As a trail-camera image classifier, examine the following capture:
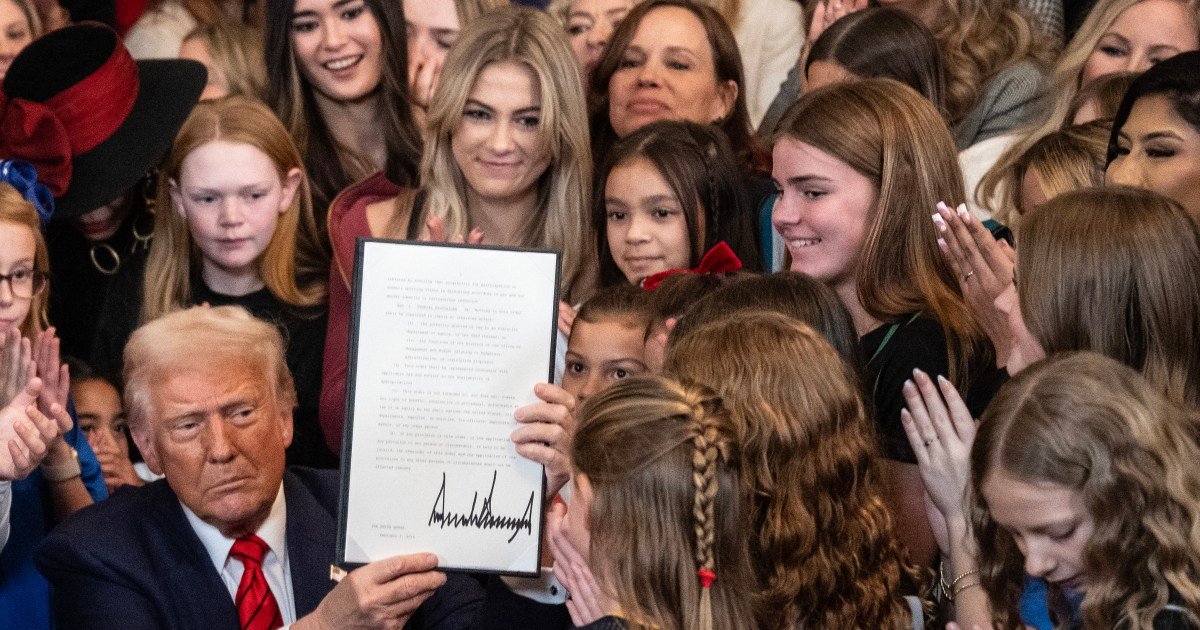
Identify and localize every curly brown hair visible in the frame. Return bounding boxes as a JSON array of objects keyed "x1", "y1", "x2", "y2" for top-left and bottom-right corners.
[
  {"x1": 666, "y1": 312, "x2": 914, "y2": 629},
  {"x1": 972, "y1": 352, "x2": 1200, "y2": 629}
]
